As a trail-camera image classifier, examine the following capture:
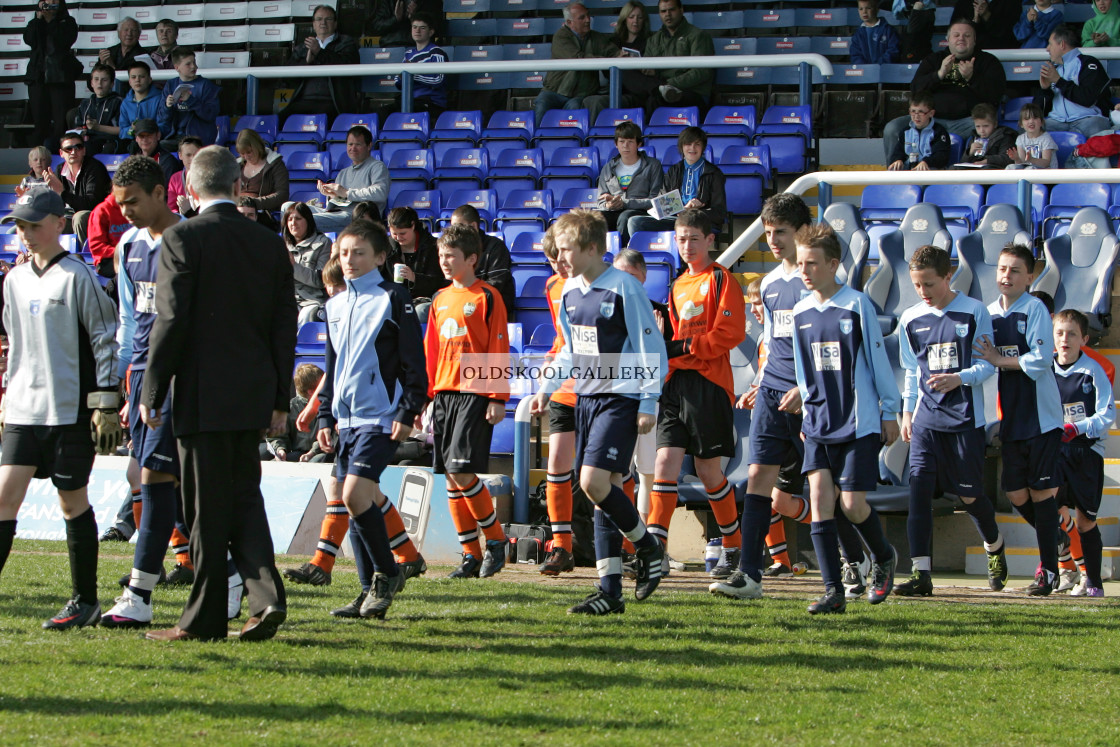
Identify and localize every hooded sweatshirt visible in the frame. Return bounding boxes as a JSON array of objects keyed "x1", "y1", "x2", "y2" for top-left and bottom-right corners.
[{"x1": 1082, "y1": 0, "x2": 1120, "y2": 47}]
